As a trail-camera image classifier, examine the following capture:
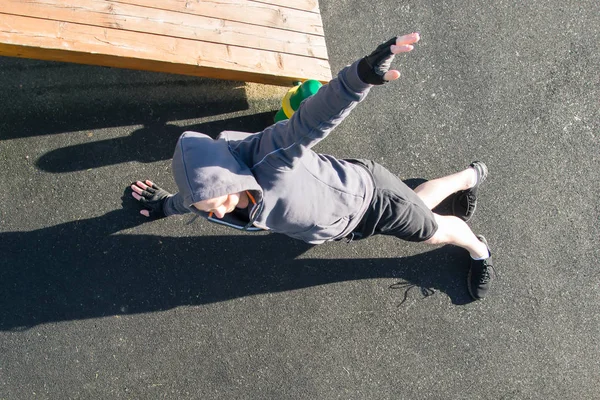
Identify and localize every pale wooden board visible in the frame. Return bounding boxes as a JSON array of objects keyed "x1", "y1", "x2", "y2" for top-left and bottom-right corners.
[
  {"x1": 250, "y1": 0, "x2": 320, "y2": 13},
  {"x1": 0, "y1": 0, "x2": 328, "y2": 59},
  {"x1": 0, "y1": 13, "x2": 332, "y2": 85},
  {"x1": 112, "y1": 0, "x2": 324, "y2": 34}
]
